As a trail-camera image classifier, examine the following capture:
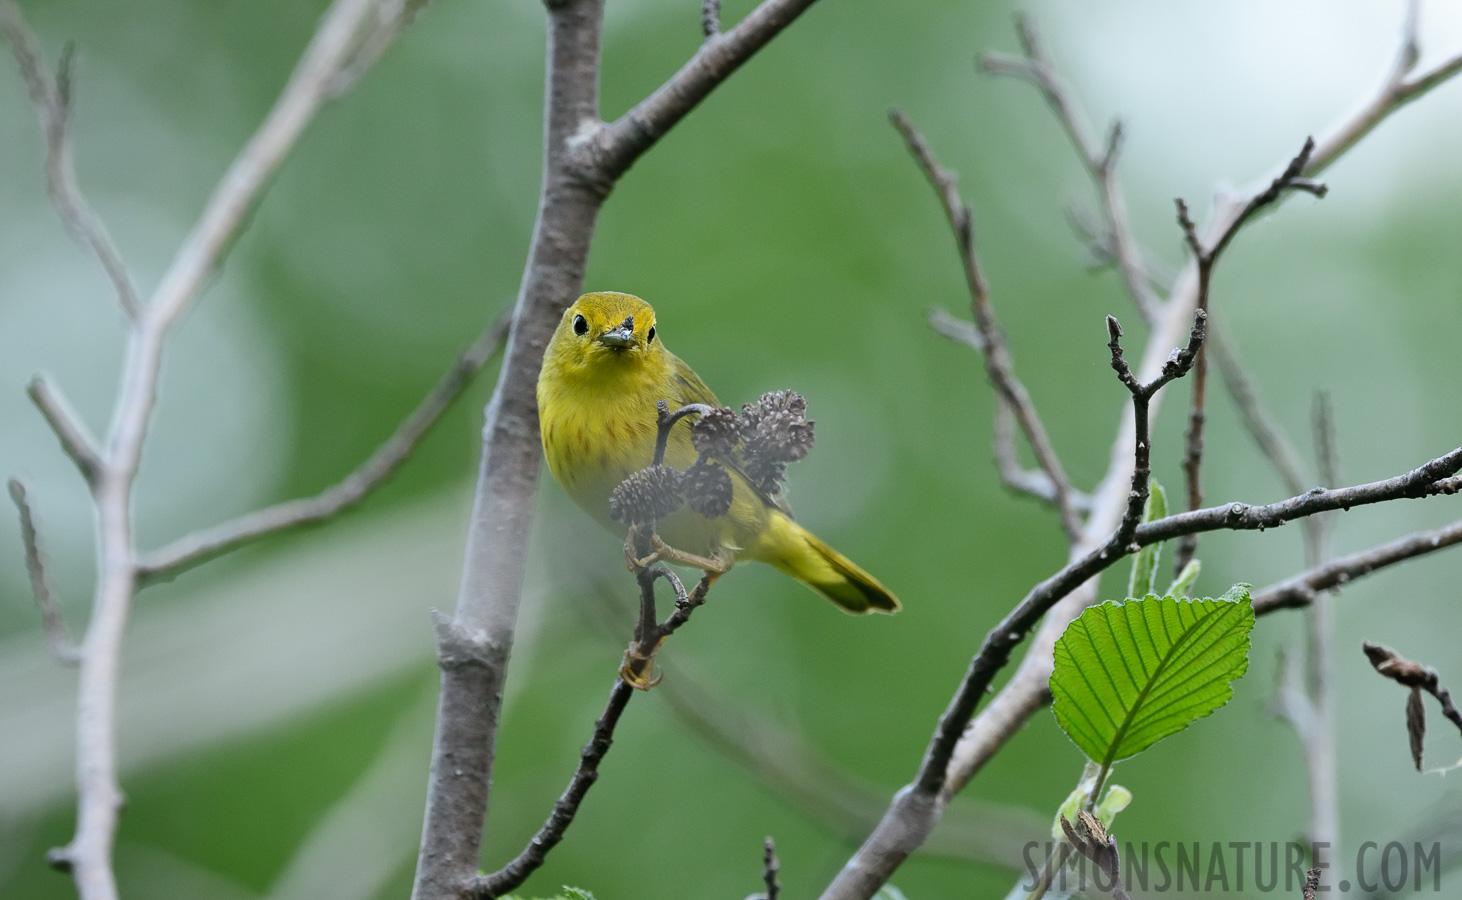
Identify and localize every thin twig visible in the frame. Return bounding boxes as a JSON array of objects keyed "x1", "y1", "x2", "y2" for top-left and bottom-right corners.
[
  {"x1": 471, "y1": 575, "x2": 713, "y2": 899},
  {"x1": 701, "y1": 0, "x2": 722, "y2": 39},
  {"x1": 7, "y1": 479, "x2": 80, "y2": 665},
  {"x1": 1172, "y1": 137, "x2": 1328, "y2": 575},
  {"x1": 1307, "y1": 0, "x2": 1462, "y2": 175},
  {"x1": 470, "y1": 679, "x2": 634, "y2": 899},
  {"x1": 590, "y1": 0, "x2": 823, "y2": 181},
  {"x1": 1364, "y1": 642, "x2": 1462, "y2": 738},
  {"x1": 1, "y1": 3, "x2": 141, "y2": 319},
  {"x1": 26, "y1": 375, "x2": 104, "y2": 486},
  {"x1": 762, "y1": 838, "x2": 781, "y2": 900},
  {"x1": 6, "y1": 2, "x2": 416, "y2": 897},
  {"x1": 979, "y1": 15, "x2": 1158, "y2": 320},
  {"x1": 1252, "y1": 517, "x2": 1462, "y2": 615},
  {"x1": 135, "y1": 311, "x2": 509, "y2": 581},
  {"x1": 927, "y1": 308, "x2": 1093, "y2": 513},
  {"x1": 894, "y1": 108, "x2": 1083, "y2": 541}
]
